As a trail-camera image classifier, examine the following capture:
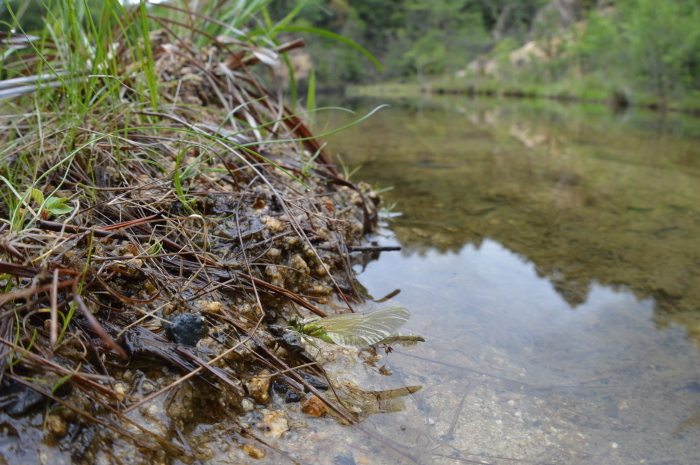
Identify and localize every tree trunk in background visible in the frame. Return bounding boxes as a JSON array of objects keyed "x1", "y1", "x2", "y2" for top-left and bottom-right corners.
[
  {"x1": 492, "y1": 4, "x2": 515, "y2": 41},
  {"x1": 532, "y1": 0, "x2": 583, "y2": 32}
]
